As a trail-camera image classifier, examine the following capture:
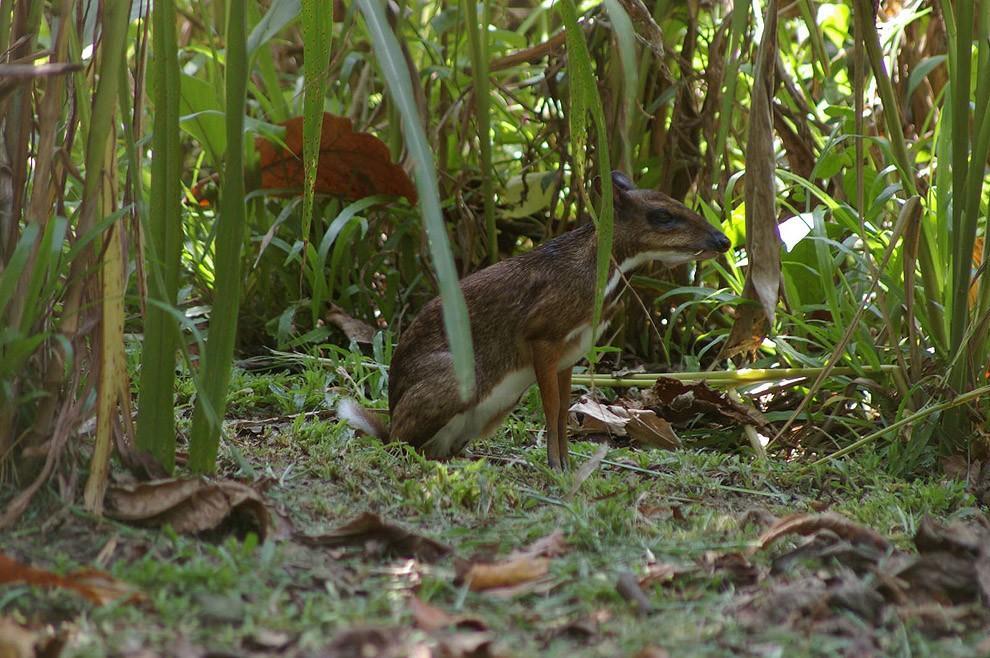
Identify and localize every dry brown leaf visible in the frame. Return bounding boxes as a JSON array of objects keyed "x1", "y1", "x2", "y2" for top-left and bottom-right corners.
[
  {"x1": 257, "y1": 113, "x2": 416, "y2": 203},
  {"x1": 106, "y1": 478, "x2": 270, "y2": 540},
  {"x1": 626, "y1": 412, "x2": 680, "y2": 449},
  {"x1": 294, "y1": 511, "x2": 452, "y2": 563},
  {"x1": 0, "y1": 553, "x2": 144, "y2": 606},
  {"x1": 567, "y1": 446, "x2": 609, "y2": 498},
  {"x1": 633, "y1": 648, "x2": 671, "y2": 658},
  {"x1": 615, "y1": 571, "x2": 652, "y2": 615},
  {"x1": 321, "y1": 627, "x2": 412, "y2": 658},
  {"x1": 433, "y1": 631, "x2": 499, "y2": 658},
  {"x1": 757, "y1": 512, "x2": 891, "y2": 553},
  {"x1": 726, "y1": 0, "x2": 781, "y2": 356},
  {"x1": 326, "y1": 304, "x2": 376, "y2": 344},
  {"x1": 508, "y1": 529, "x2": 569, "y2": 560},
  {"x1": 0, "y1": 617, "x2": 40, "y2": 658},
  {"x1": 643, "y1": 378, "x2": 769, "y2": 430},
  {"x1": 639, "y1": 561, "x2": 696, "y2": 588},
  {"x1": 699, "y1": 551, "x2": 760, "y2": 587},
  {"x1": 460, "y1": 556, "x2": 549, "y2": 592},
  {"x1": 243, "y1": 629, "x2": 294, "y2": 651},
  {"x1": 409, "y1": 596, "x2": 458, "y2": 632},
  {"x1": 569, "y1": 397, "x2": 680, "y2": 450}
]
